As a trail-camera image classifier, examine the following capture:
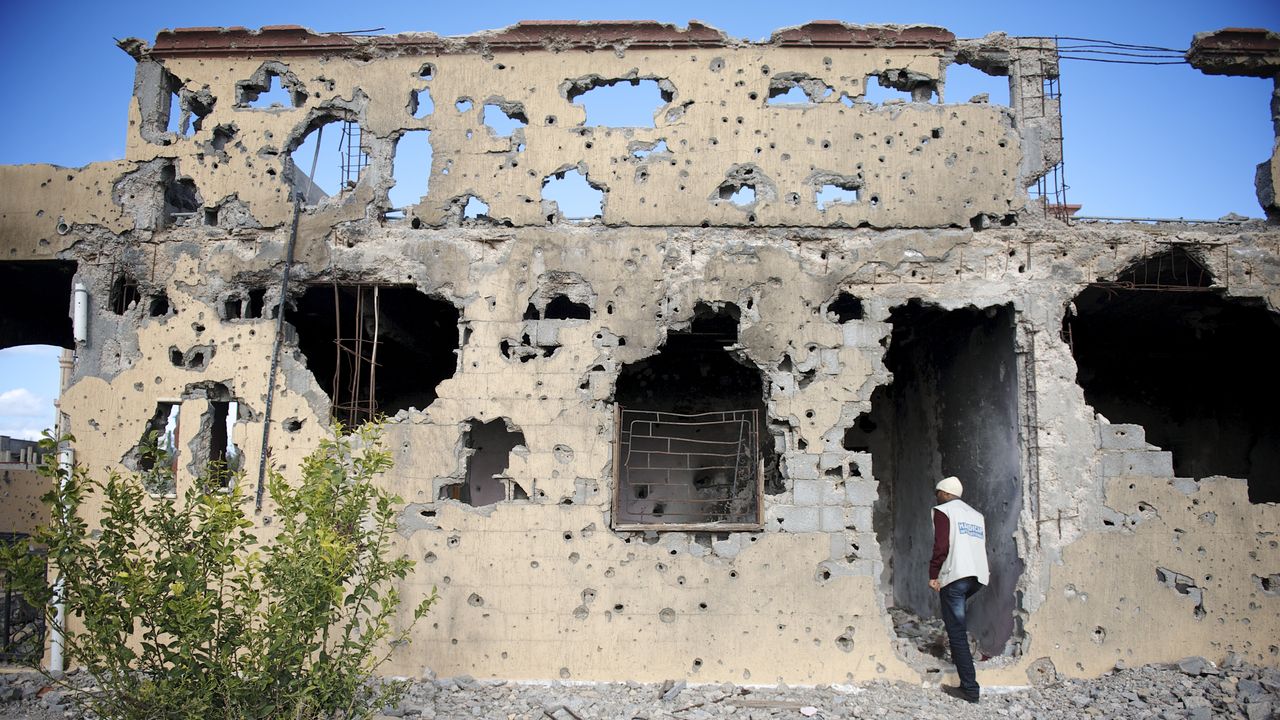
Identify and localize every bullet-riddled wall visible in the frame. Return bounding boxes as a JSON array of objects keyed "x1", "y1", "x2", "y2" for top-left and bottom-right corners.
[{"x1": 0, "y1": 21, "x2": 1278, "y2": 686}]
